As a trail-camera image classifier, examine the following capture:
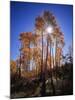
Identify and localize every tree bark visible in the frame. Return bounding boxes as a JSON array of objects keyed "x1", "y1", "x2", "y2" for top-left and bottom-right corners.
[
  {"x1": 40, "y1": 31, "x2": 46, "y2": 96},
  {"x1": 49, "y1": 40, "x2": 55, "y2": 95},
  {"x1": 55, "y1": 38, "x2": 58, "y2": 81},
  {"x1": 45, "y1": 37, "x2": 48, "y2": 75}
]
